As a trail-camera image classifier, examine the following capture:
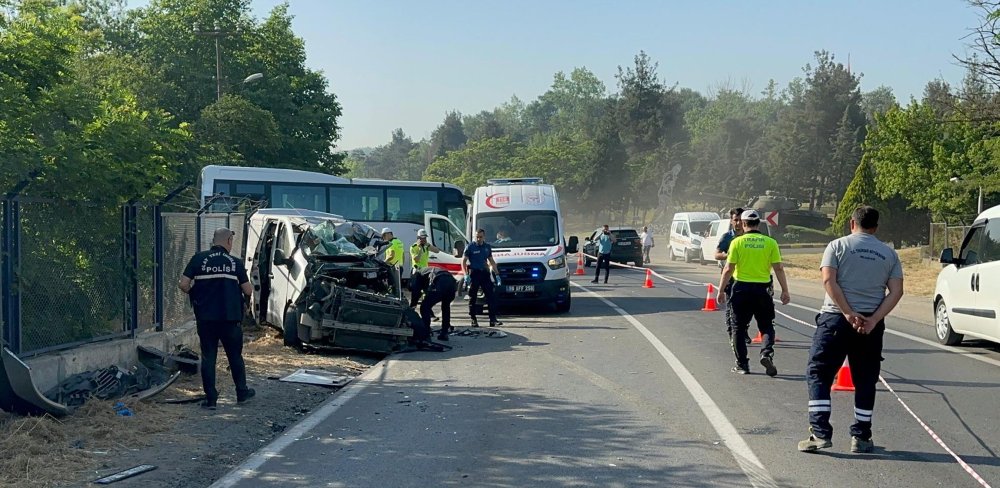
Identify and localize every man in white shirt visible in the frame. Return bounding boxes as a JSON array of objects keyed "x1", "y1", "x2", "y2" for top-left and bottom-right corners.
[{"x1": 640, "y1": 226, "x2": 654, "y2": 264}]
